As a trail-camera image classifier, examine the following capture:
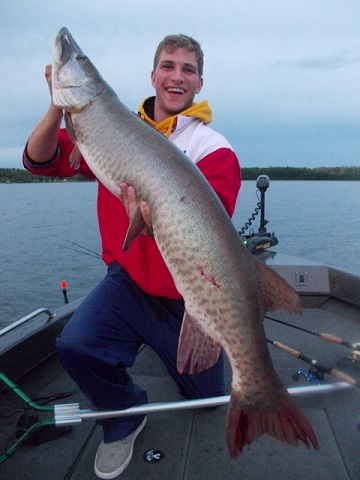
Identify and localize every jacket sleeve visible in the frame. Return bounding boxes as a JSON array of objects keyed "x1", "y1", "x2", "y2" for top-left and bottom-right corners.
[
  {"x1": 196, "y1": 147, "x2": 241, "y2": 217},
  {"x1": 23, "y1": 128, "x2": 95, "y2": 179}
]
